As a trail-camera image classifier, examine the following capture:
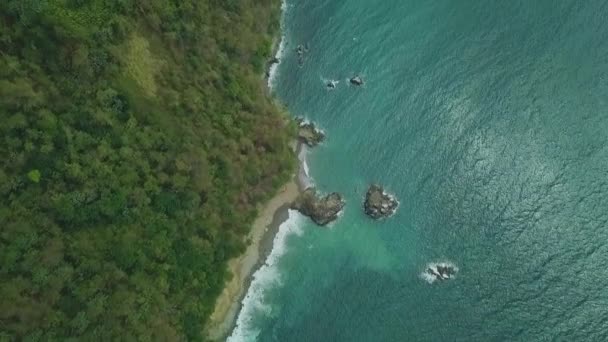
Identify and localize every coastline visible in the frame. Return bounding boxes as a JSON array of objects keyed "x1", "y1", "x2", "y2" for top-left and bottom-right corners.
[
  {"x1": 207, "y1": 140, "x2": 307, "y2": 341},
  {"x1": 206, "y1": 173, "x2": 300, "y2": 341},
  {"x1": 206, "y1": 2, "x2": 293, "y2": 339}
]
